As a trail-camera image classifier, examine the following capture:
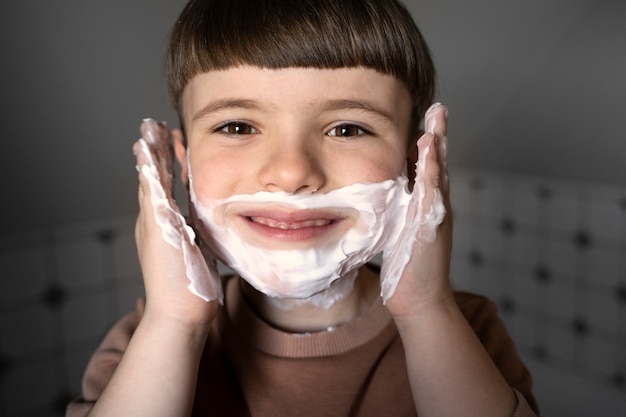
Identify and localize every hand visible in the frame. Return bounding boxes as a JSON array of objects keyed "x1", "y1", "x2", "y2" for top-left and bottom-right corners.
[
  {"x1": 381, "y1": 103, "x2": 452, "y2": 318},
  {"x1": 133, "y1": 119, "x2": 222, "y2": 326}
]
